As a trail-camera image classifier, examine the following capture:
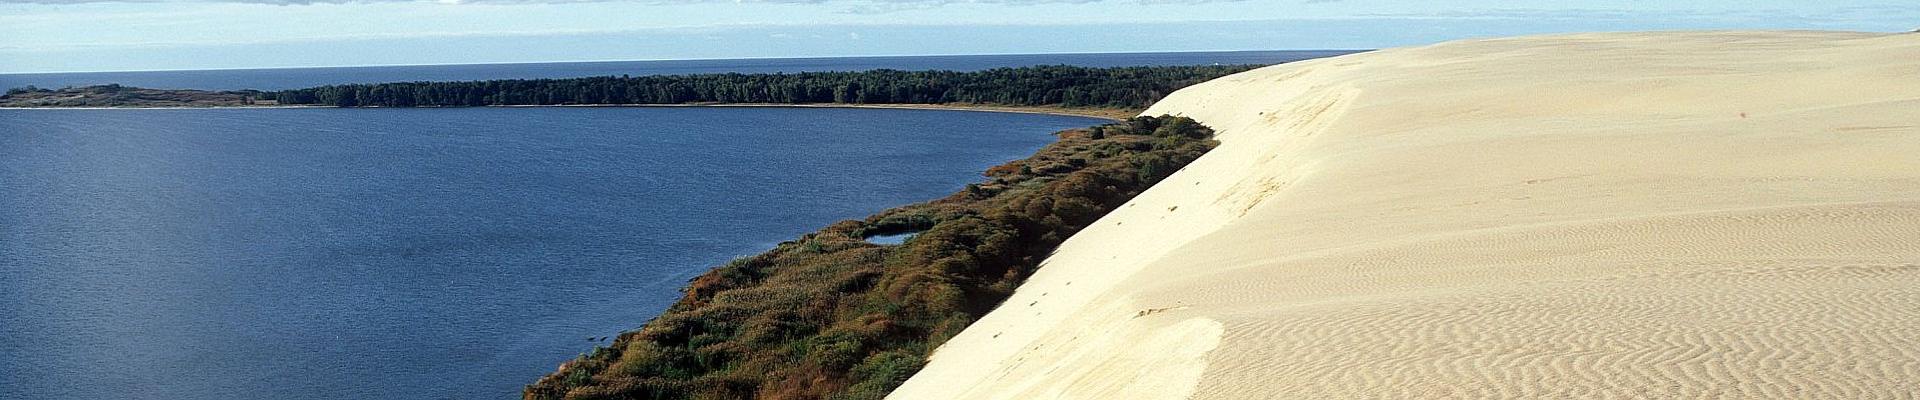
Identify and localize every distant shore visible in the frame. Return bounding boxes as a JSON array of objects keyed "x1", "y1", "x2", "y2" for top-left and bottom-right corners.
[
  {"x1": 5, "y1": 65, "x2": 1252, "y2": 119},
  {"x1": 2, "y1": 102, "x2": 1133, "y2": 120},
  {"x1": 604, "y1": 103, "x2": 1134, "y2": 120}
]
